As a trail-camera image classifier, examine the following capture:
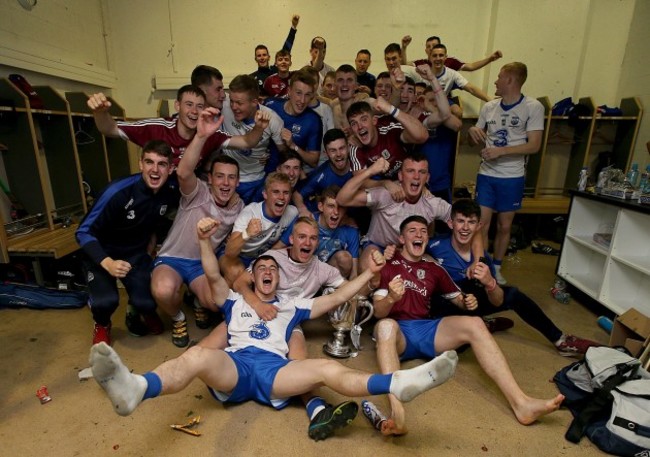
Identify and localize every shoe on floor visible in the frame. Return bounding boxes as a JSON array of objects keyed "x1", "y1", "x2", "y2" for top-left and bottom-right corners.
[
  {"x1": 361, "y1": 399, "x2": 387, "y2": 432},
  {"x1": 483, "y1": 316, "x2": 514, "y2": 334},
  {"x1": 531, "y1": 242, "x2": 560, "y2": 256},
  {"x1": 93, "y1": 322, "x2": 112, "y2": 346},
  {"x1": 142, "y1": 311, "x2": 164, "y2": 335},
  {"x1": 308, "y1": 401, "x2": 358, "y2": 441},
  {"x1": 556, "y1": 334, "x2": 601, "y2": 357},
  {"x1": 172, "y1": 318, "x2": 189, "y2": 348},
  {"x1": 125, "y1": 312, "x2": 148, "y2": 337}
]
